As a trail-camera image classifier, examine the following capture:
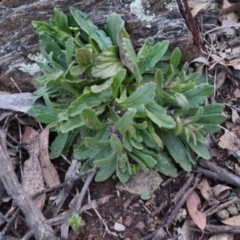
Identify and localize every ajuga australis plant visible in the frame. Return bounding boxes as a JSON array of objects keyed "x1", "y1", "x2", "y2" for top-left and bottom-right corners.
[{"x1": 29, "y1": 7, "x2": 226, "y2": 183}]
